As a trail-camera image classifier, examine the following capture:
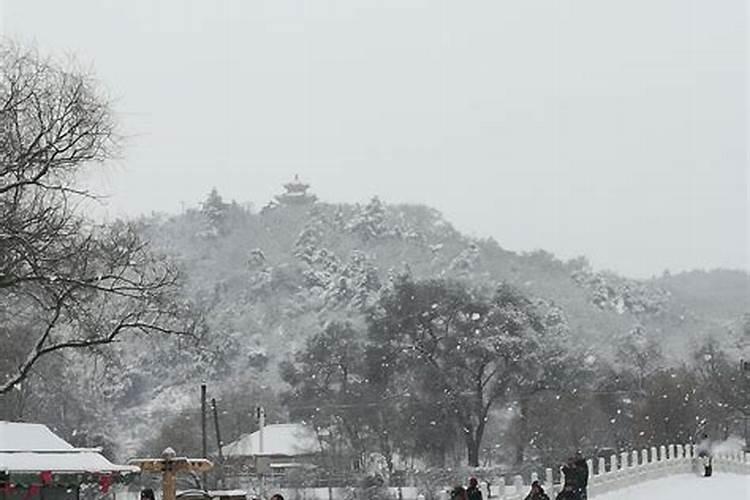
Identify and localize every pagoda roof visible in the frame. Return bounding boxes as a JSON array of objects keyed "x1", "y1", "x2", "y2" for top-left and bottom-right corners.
[{"x1": 283, "y1": 174, "x2": 310, "y2": 193}]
